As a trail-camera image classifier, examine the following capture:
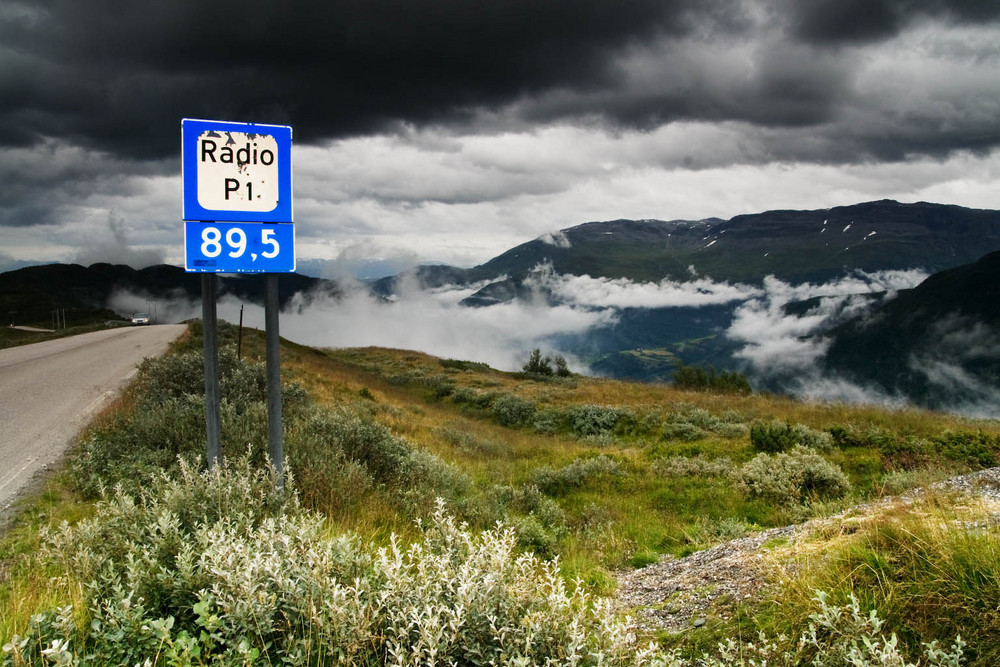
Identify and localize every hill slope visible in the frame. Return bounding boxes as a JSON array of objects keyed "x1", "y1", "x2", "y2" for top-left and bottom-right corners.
[{"x1": 821, "y1": 250, "x2": 1000, "y2": 412}]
